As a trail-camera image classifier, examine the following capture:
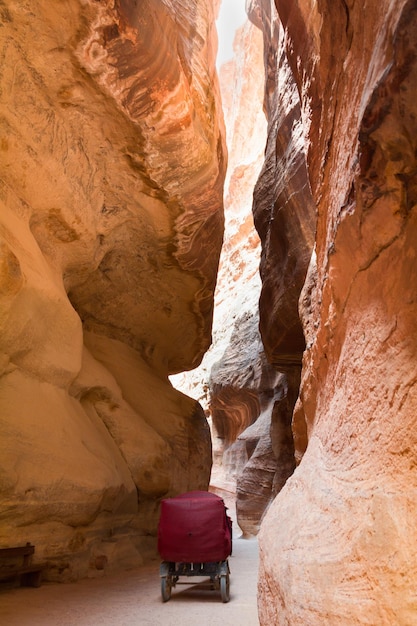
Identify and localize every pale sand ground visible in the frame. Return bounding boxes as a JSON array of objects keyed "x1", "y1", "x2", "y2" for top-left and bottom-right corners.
[{"x1": 0, "y1": 534, "x2": 259, "y2": 626}]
